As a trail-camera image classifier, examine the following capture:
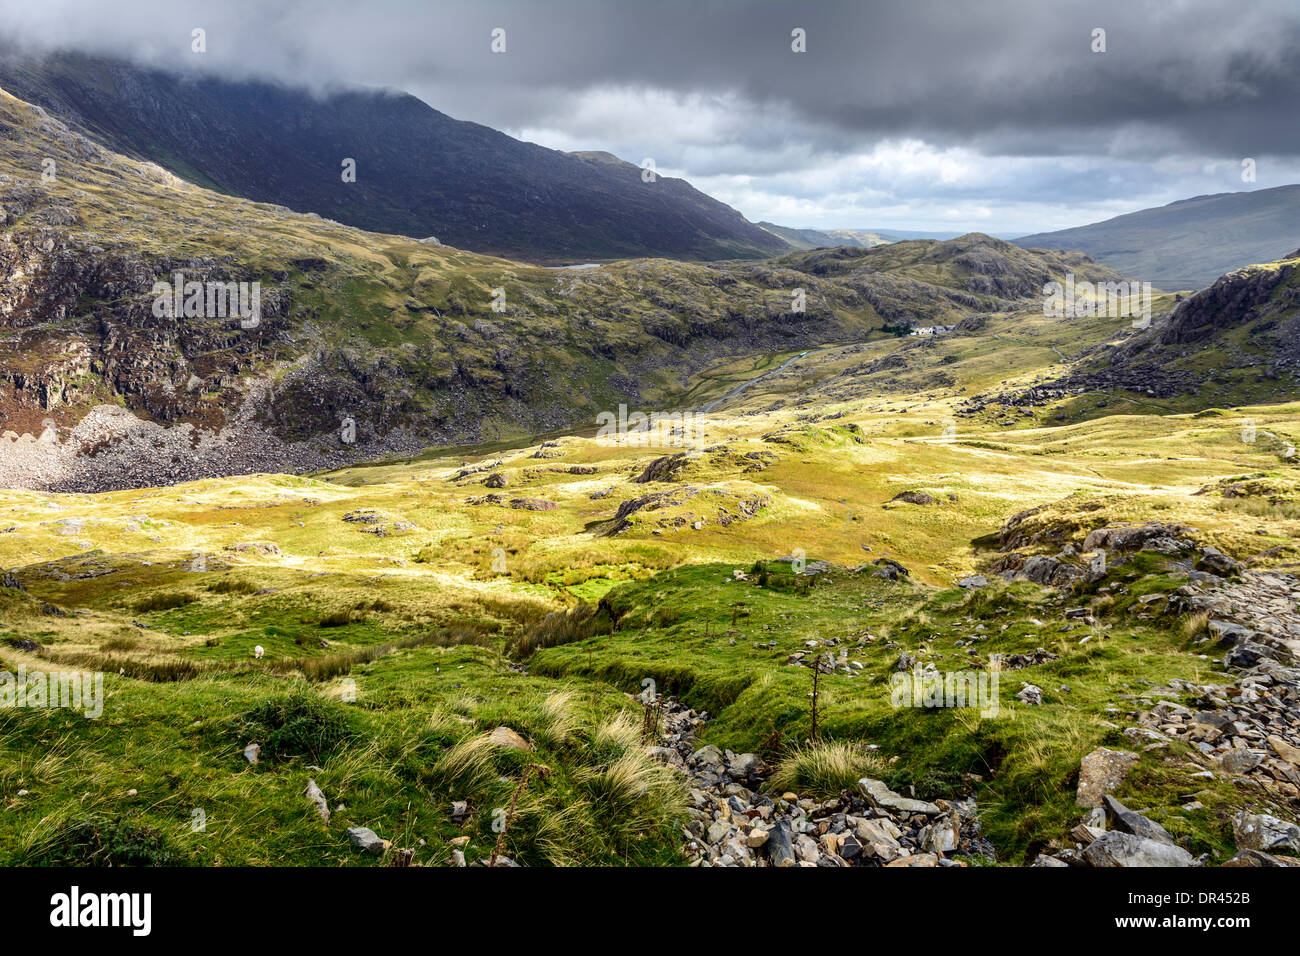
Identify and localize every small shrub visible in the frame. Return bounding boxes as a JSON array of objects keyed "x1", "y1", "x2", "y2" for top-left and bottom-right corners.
[
  {"x1": 207, "y1": 578, "x2": 260, "y2": 596},
  {"x1": 132, "y1": 591, "x2": 198, "y2": 613},
  {"x1": 233, "y1": 691, "x2": 354, "y2": 762},
  {"x1": 21, "y1": 816, "x2": 185, "y2": 866}
]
